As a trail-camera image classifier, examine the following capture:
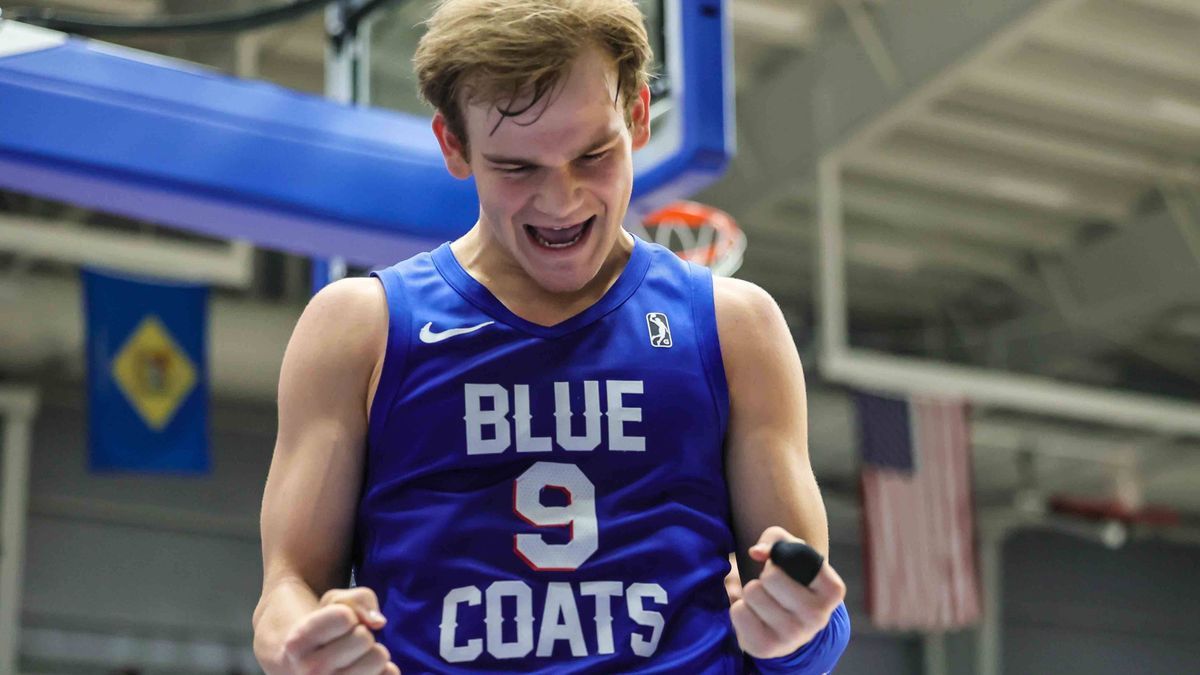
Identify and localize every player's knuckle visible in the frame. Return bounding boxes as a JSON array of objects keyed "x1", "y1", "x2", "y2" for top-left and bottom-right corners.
[
  {"x1": 730, "y1": 600, "x2": 752, "y2": 624},
  {"x1": 351, "y1": 625, "x2": 374, "y2": 648},
  {"x1": 743, "y1": 581, "x2": 769, "y2": 607},
  {"x1": 316, "y1": 648, "x2": 346, "y2": 675},
  {"x1": 297, "y1": 656, "x2": 324, "y2": 675},
  {"x1": 348, "y1": 644, "x2": 387, "y2": 672},
  {"x1": 782, "y1": 622, "x2": 806, "y2": 644},
  {"x1": 829, "y1": 573, "x2": 848, "y2": 598},
  {"x1": 356, "y1": 586, "x2": 380, "y2": 604},
  {"x1": 333, "y1": 604, "x2": 358, "y2": 626},
  {"x1": 765, "y1": 525, "x2": 791, "y2": 540},
  {"x1": 282, "y1": 631, "x2": 304, "y2": 655},
  {"x1": 760, "y1": 566, "x2": 788, "y2": 594}
]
